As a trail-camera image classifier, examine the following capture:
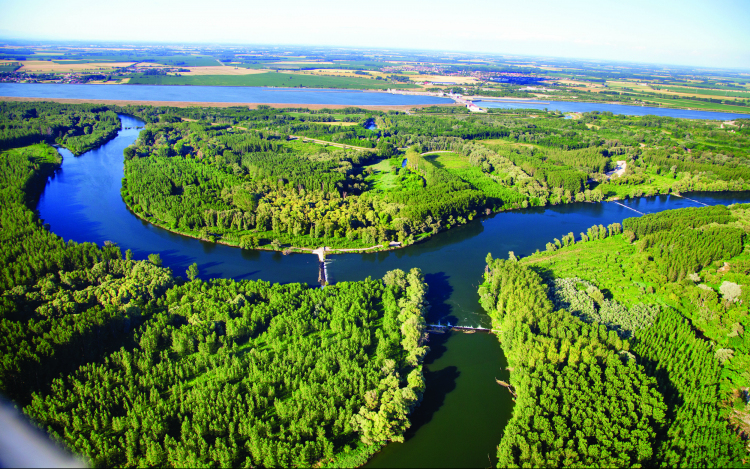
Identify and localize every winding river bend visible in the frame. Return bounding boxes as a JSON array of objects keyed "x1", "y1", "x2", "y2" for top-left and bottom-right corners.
[{"x1": 37, "y1": 115, "x2": 750, "y2": 467}]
